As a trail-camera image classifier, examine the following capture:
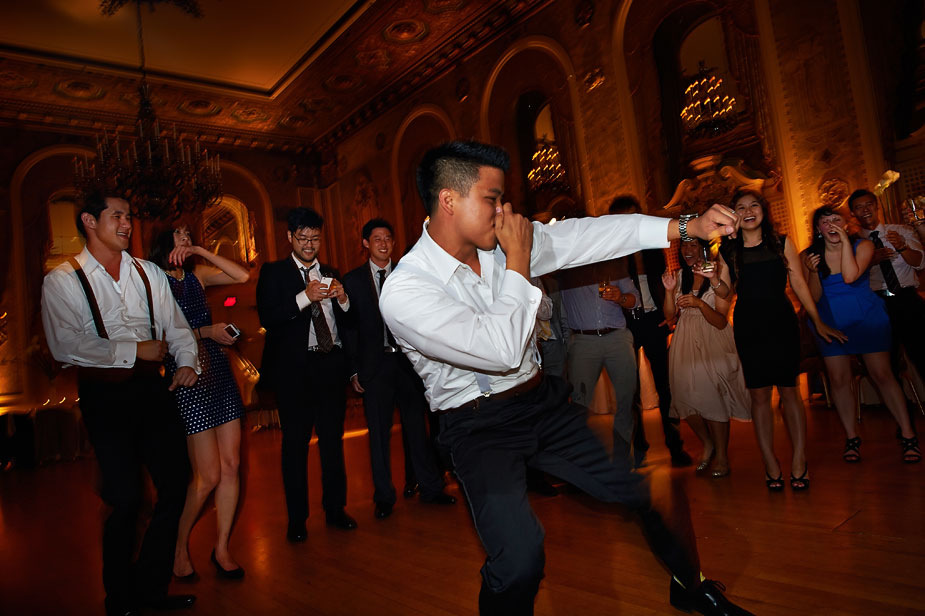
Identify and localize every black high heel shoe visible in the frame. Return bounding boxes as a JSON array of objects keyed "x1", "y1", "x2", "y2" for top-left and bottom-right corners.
[
  {"x1": 211, "y1": 550, "x2": 245, "y2": 580},
  {"x1": 764, "y1": 472, "x2": 784, "y2": 492},
  {"x1": 790, "y1": 465, "x2": 810, "y2": 491}
]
